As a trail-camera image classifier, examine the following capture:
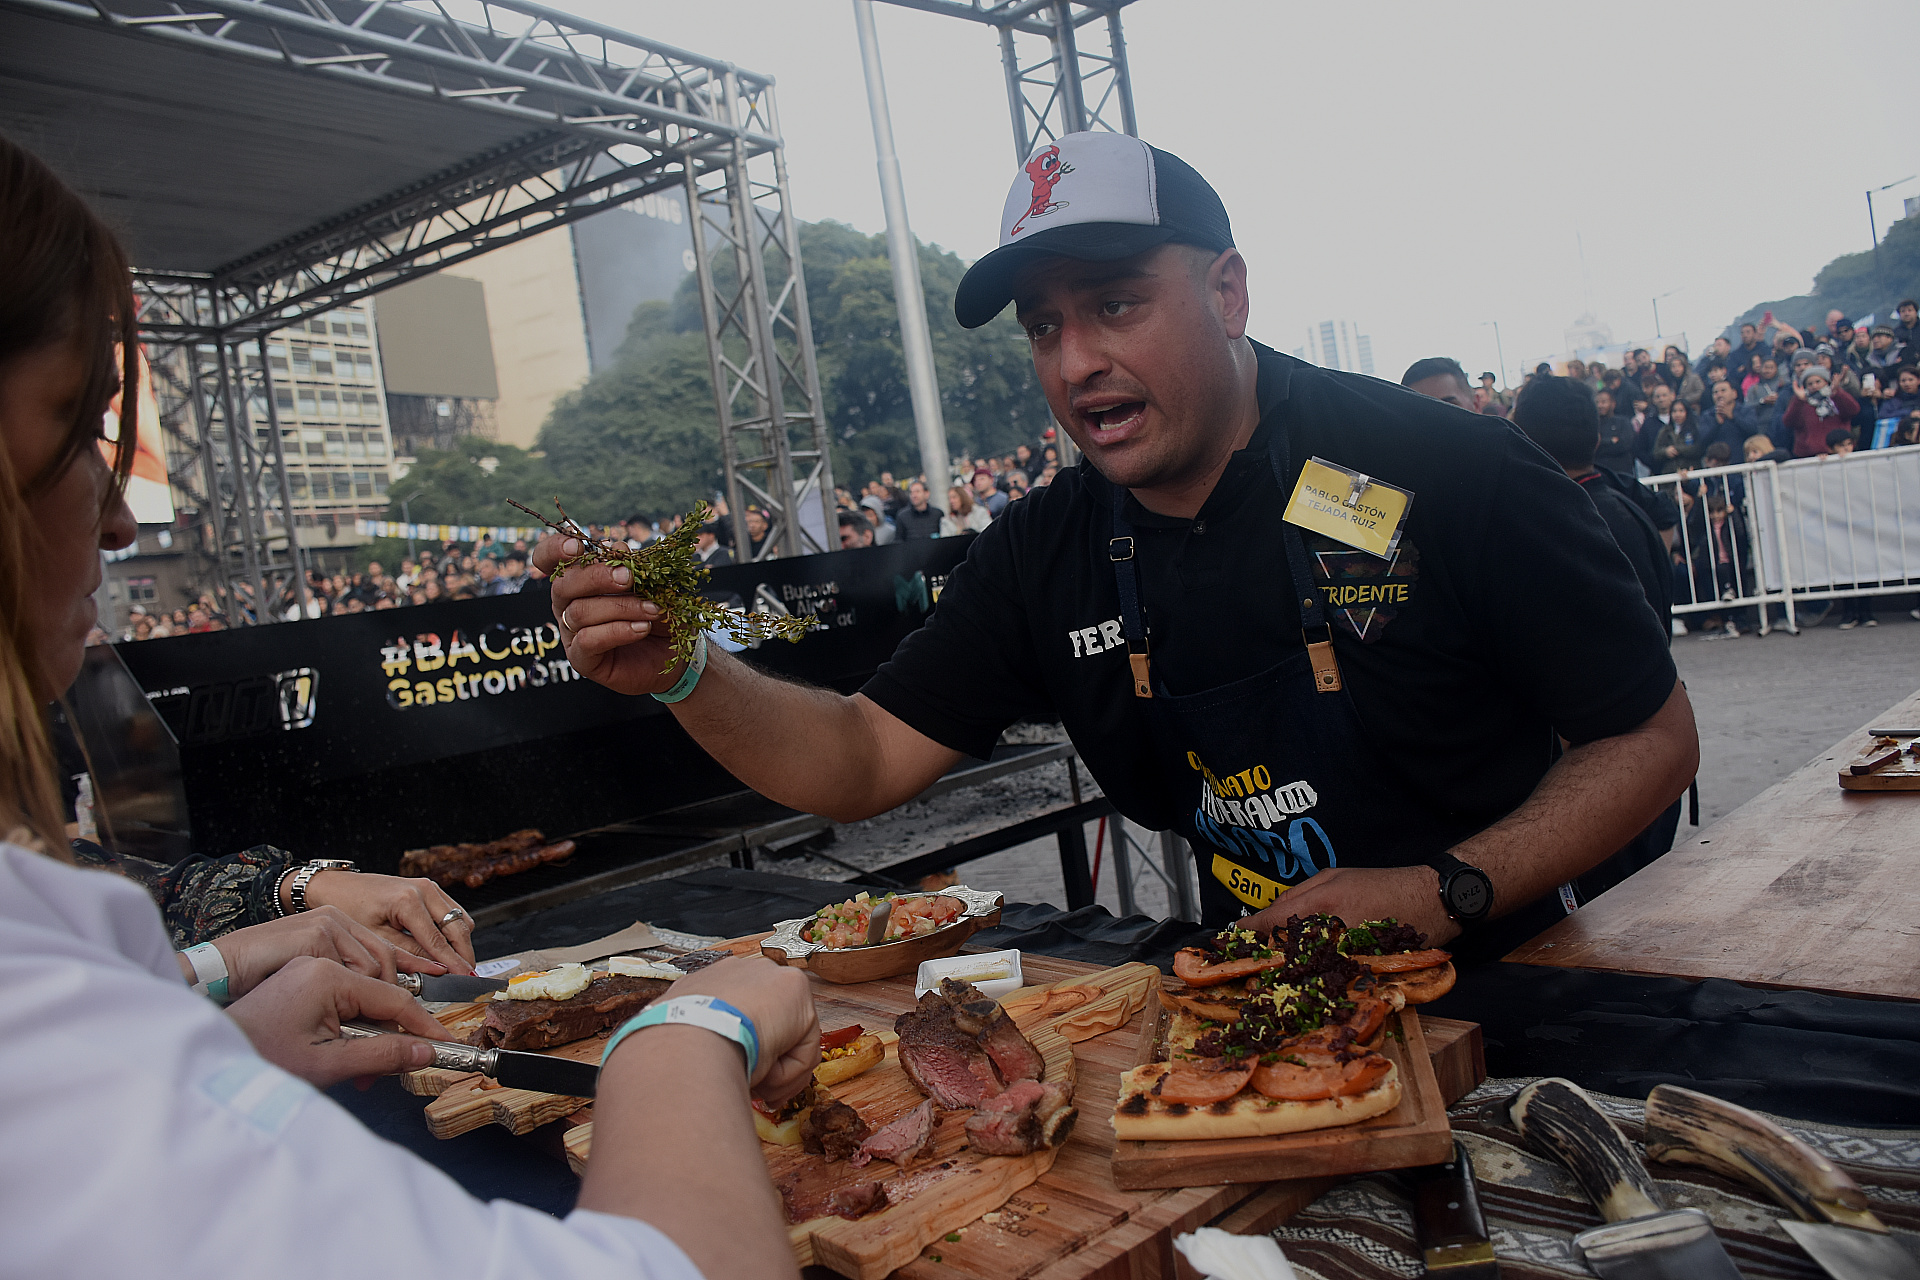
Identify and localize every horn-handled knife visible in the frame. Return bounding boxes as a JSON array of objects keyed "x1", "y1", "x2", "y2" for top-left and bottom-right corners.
[
  {"x1": 394, "y1": 972, "x2": 507, "y2": 1002},
  {"x1": 1644, "y1": 1084, "x2": 1920, "y2": 1280},
  {"x1": 1510, "y1": 1078, "x2": 1742, "y2": 1279},
  {"x1": 340, "y1": 1022, "x2": 599, "y2": 1097}
]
